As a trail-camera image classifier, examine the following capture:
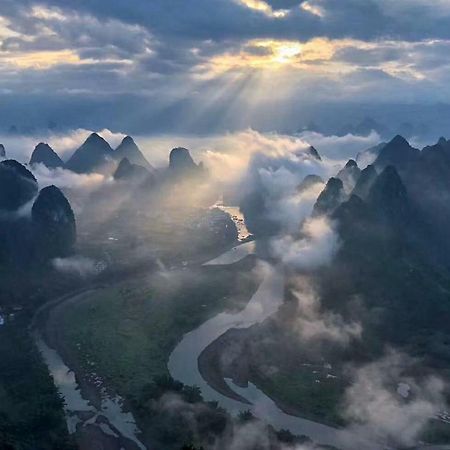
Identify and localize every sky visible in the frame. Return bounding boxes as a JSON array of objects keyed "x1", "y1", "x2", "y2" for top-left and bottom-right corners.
[{"x1": 1, "y1": 0, "x2": 450, "y2": 136}]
